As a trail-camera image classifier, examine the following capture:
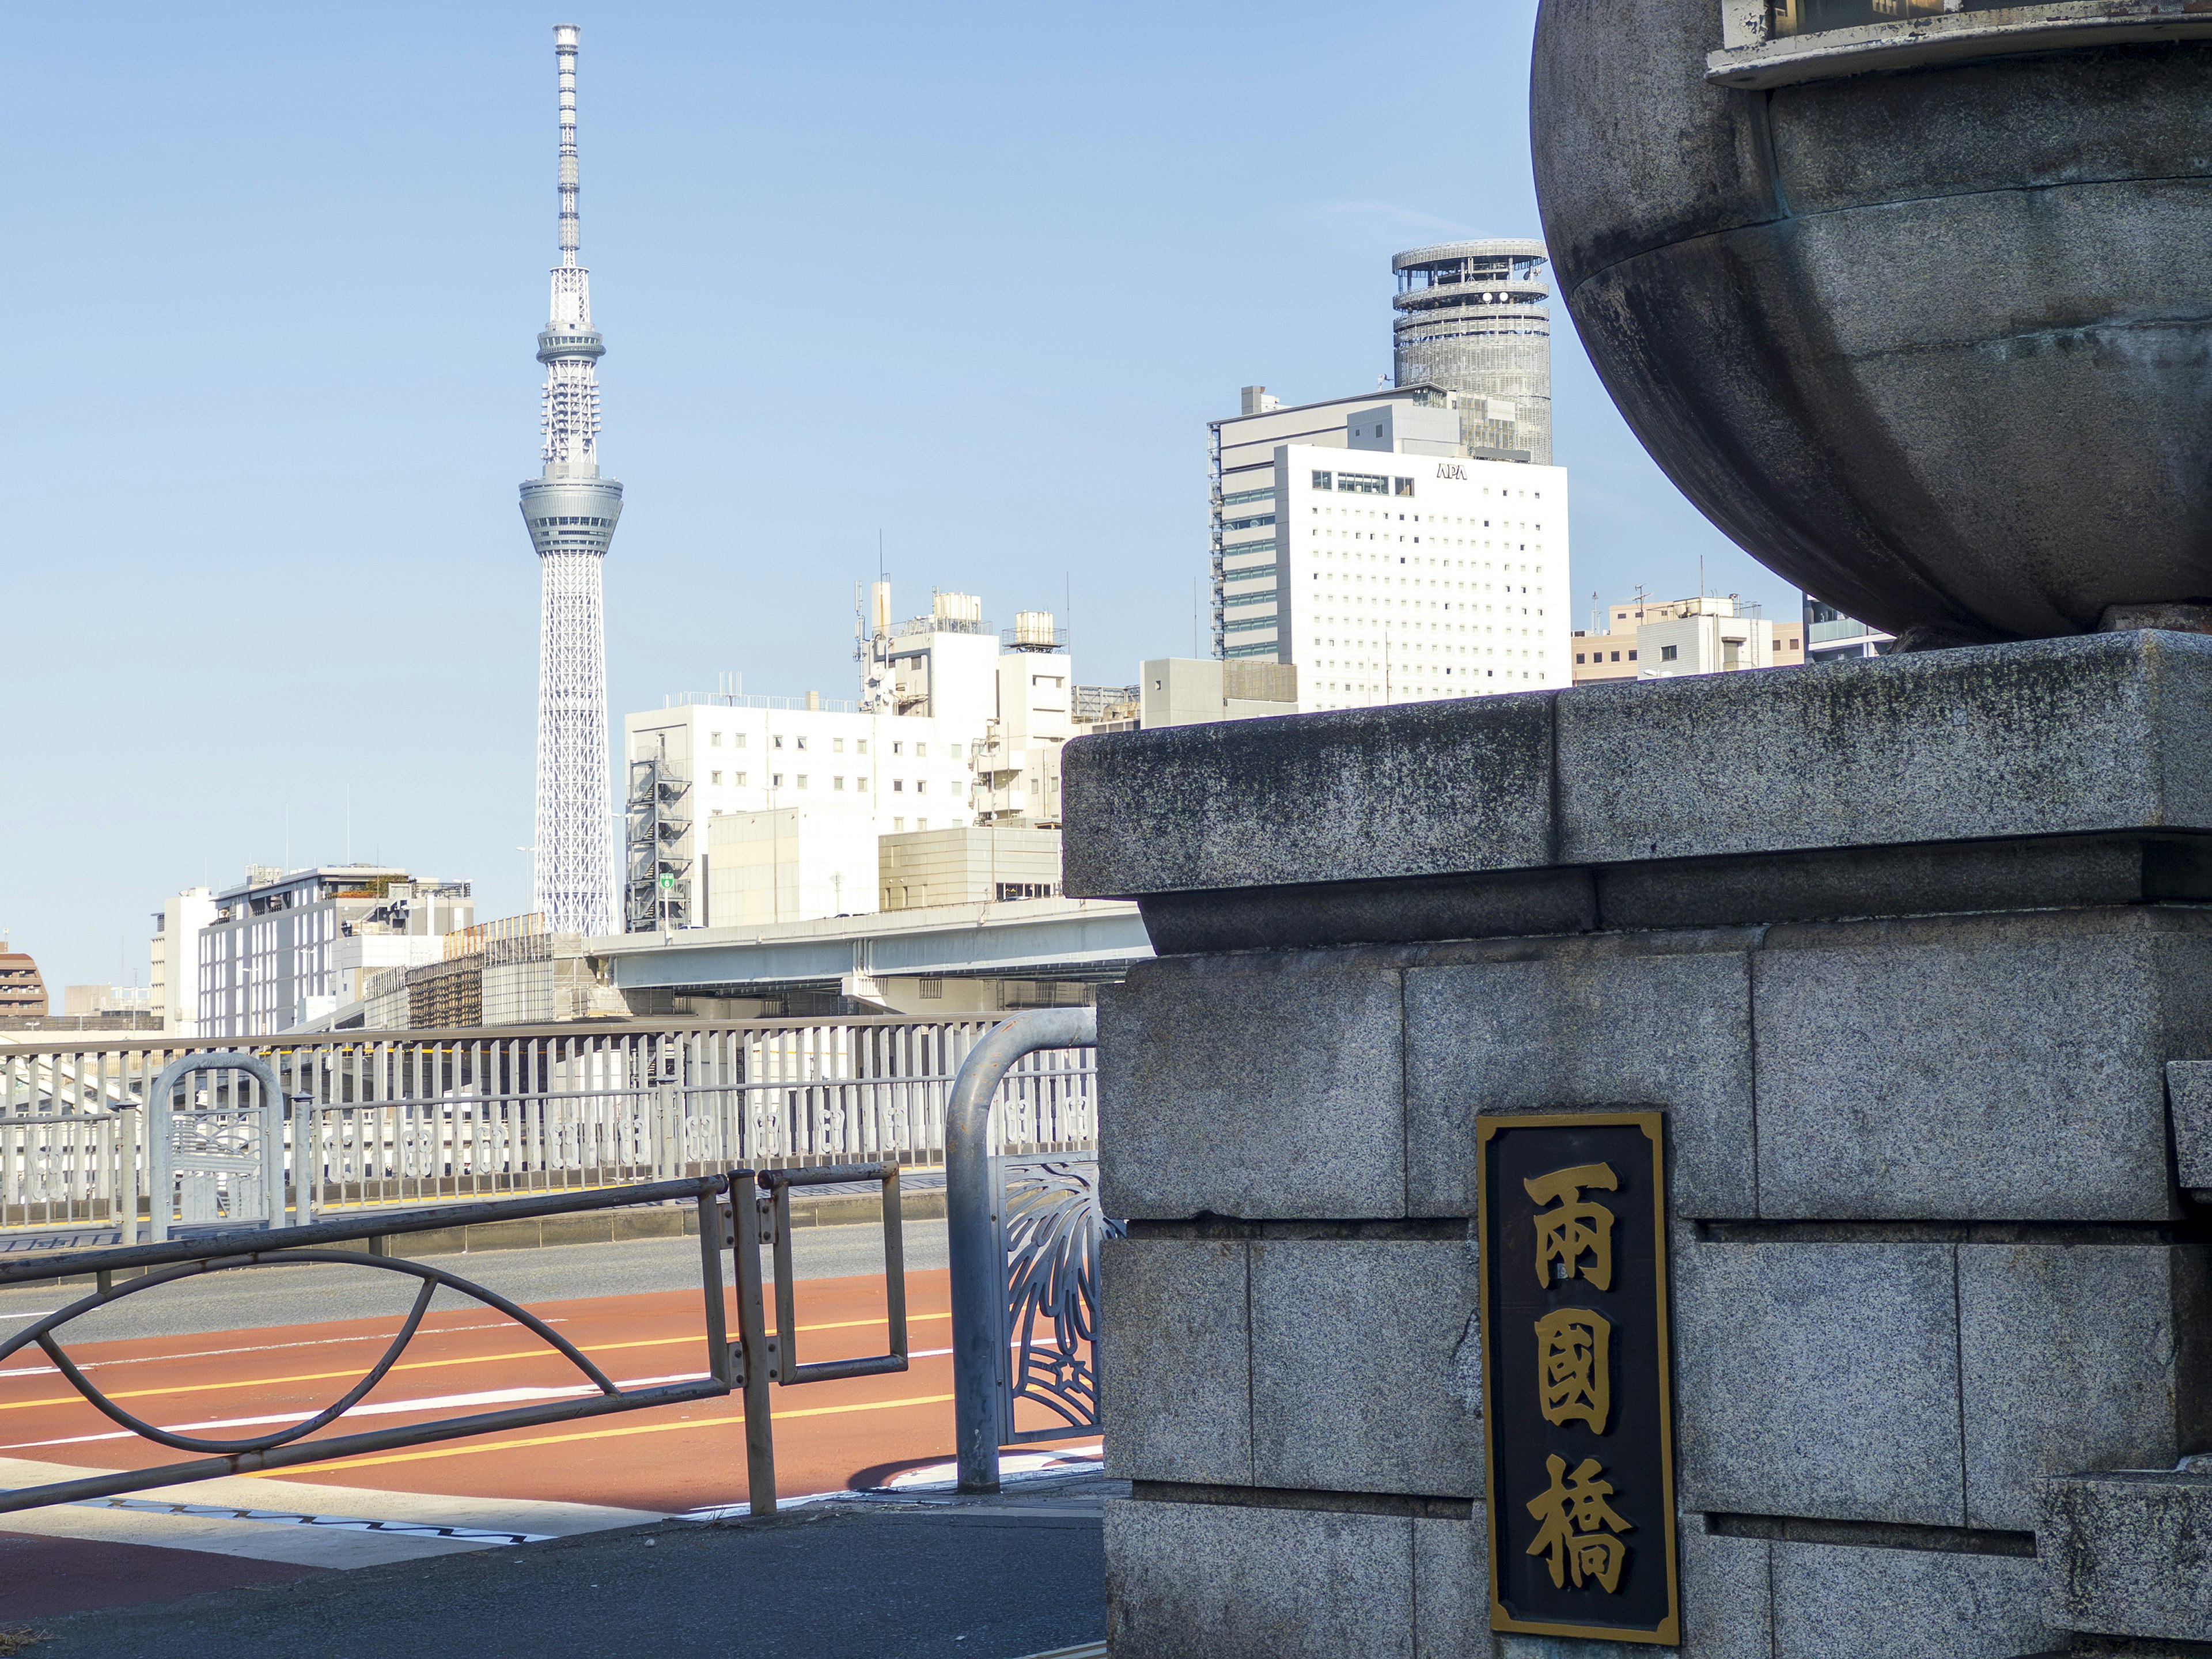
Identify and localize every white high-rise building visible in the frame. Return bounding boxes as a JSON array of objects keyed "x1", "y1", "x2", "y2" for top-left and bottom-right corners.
[
  {"x1": 1211, "y1": 403, "x2": 1573, "y2": 710},
  {"x1": 522, "y1": 24, "x2": 620, "y2": 936},
  {"x1": 1279, "y1": 449, "x2": 1571, "y2": 708}
]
